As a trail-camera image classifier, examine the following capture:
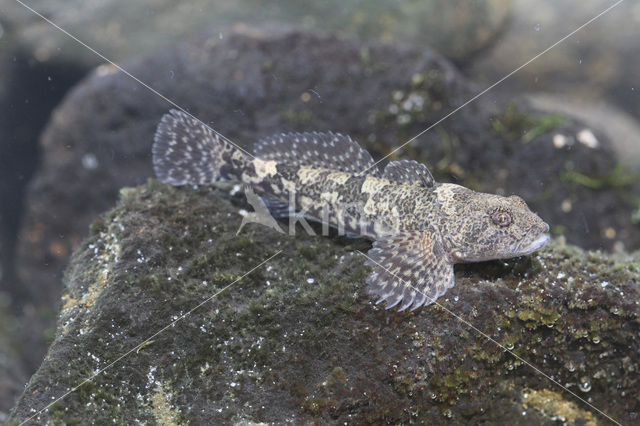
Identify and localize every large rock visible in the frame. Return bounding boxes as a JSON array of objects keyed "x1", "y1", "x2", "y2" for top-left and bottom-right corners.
[
  {"x1": 0, "y1": 300, "x2": 28, "y2": 420},
  {"x1": 1, "y1": 0, "x2": 511, "y2": 67},
  {"x1": 9, "y1": 182, "x2": 639, "y2": 423},
  {"x1": 15, "y1": 27, "x2": 640, "y2": 310}
]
